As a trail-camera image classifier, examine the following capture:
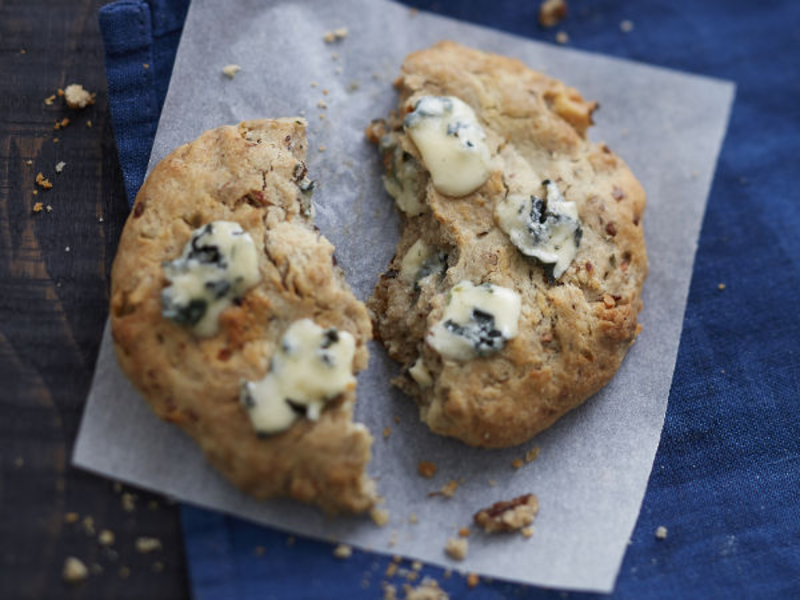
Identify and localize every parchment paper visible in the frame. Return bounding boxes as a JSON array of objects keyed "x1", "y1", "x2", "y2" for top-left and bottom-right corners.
[{"x1": 74, "y1": 0, "x2": 735, "y2": 592}]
